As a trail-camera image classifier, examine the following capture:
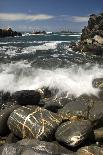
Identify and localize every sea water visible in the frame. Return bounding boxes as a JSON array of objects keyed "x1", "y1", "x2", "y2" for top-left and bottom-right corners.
[{"x1": 0, "y1": 32, "x2": 103, "y2": 97}]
